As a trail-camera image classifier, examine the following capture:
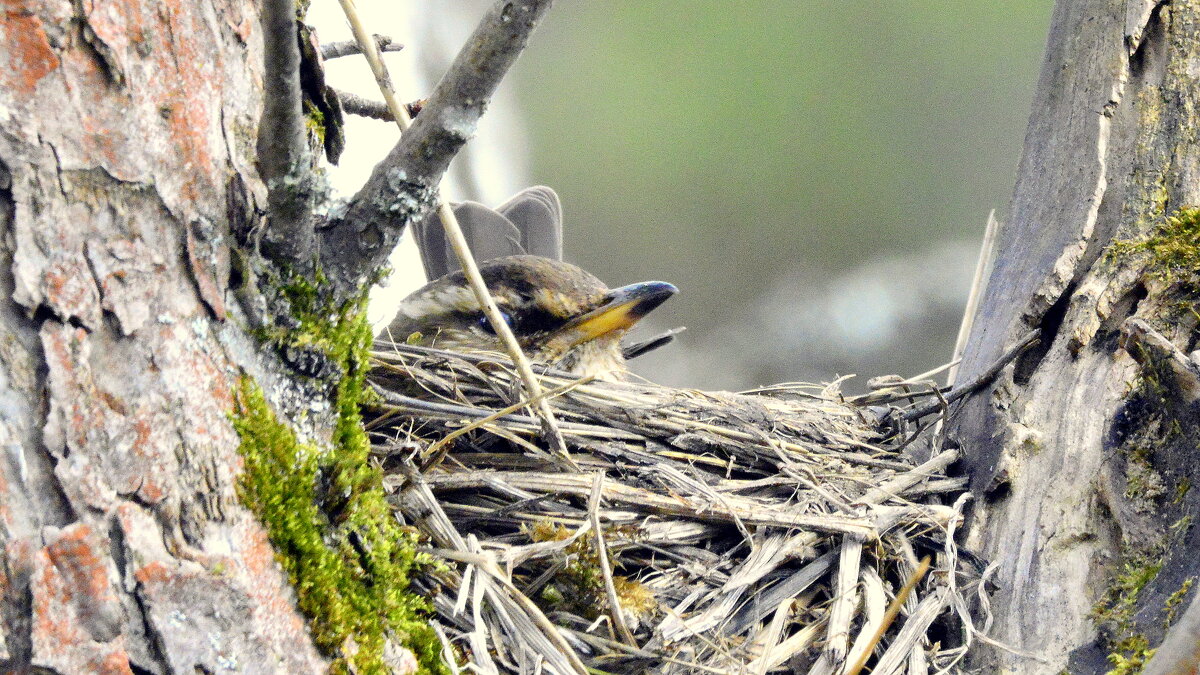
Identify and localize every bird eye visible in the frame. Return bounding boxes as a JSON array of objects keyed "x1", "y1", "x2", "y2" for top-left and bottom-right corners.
[{"x1": 476, "y1": 312, "x2": 515, "y2": 335}]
